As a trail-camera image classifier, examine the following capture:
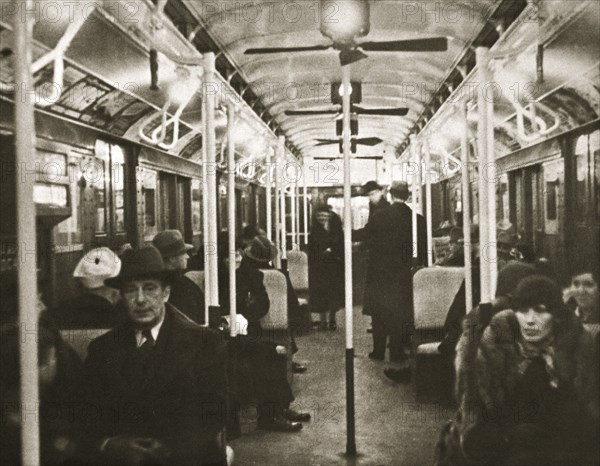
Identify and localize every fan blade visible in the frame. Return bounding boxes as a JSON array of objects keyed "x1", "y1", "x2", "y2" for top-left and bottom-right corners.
[
  {"x1": 355, "y1": 137, "x2": 383, "y2": 146},
  {"x1": 360, "y1": 37, "x2": 448, "y2": 52},
  {"x1": 245, "y1": 44, "x2": 331, "y2": 54},
  {"x1": 314, "y1": 139, "x2": 339, "y2": 146},
  {"x1": 313, "y1": 156, "x2": 383, "y2": 160},
  {"x1": 352, "y1": 105, "x2": 409, "y2": 116},
  {"x1": 285, "y1": 109, "x2": 340, "y2": 116}
]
